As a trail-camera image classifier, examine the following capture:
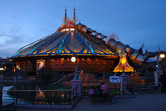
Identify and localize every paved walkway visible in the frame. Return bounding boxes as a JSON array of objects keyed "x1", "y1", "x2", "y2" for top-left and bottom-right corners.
[{"x1": 16, "y1": 93, "x2": 166, "y2": 111}]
